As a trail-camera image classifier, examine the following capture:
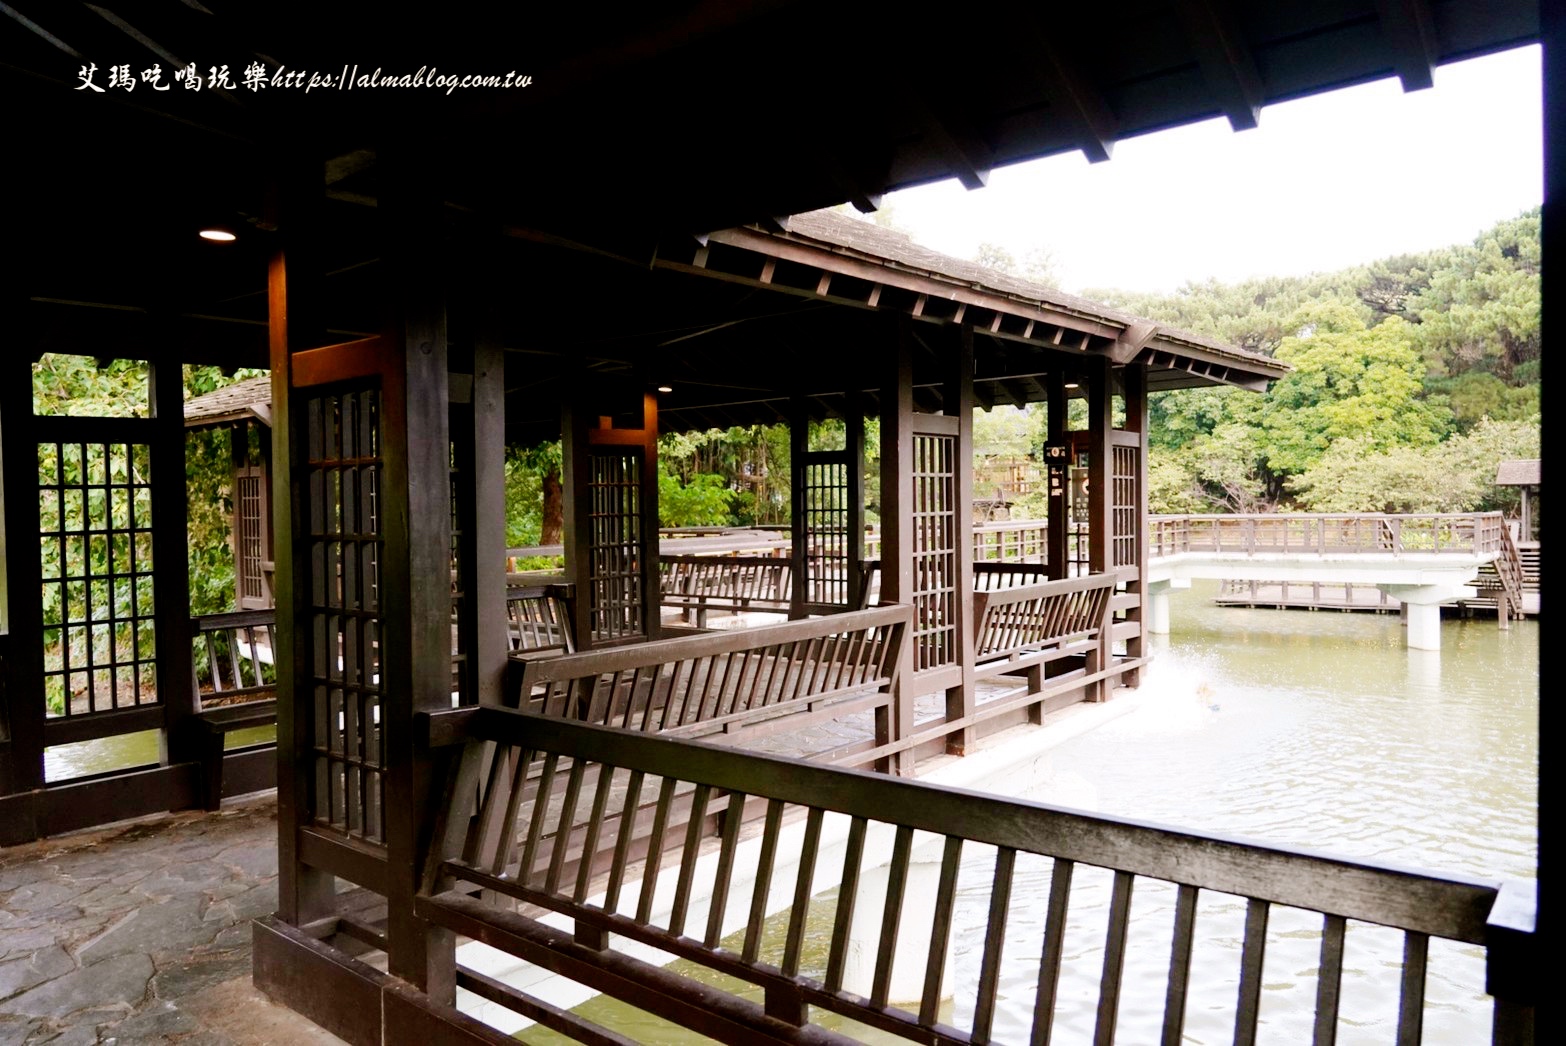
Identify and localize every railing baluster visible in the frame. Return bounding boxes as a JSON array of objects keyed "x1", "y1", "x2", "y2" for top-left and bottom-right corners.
[
  {"x1": 1398, "y1": 931, "x2": 1429, "y2": 1045},
  {"x1": 1094, "y1": 870, "x2": 1135, "y2": 1045},
  {"x1": 704, "y1": 791, "x2": 748, "y2": 947},
  {"x1": 825, "y1": 815, "x2": 868, "y2": 993},
  {"x1": 544, "y1": 758, "x2": 587, "y2": 894},
  {"x1": 1162, "y1": 883, "x2": 1199, "y2": 1046},
  {"x1": 972, "y1": 846, "x2": 1017, "y2": 1044},
  {"x1": 1031, "y1": 856, "x2": 1075, "y2": 1046},
  {"x1": 920, "y1": 836, "x2": 965, "y2": 1027},
  {"x1": 1235, "y1": 897, "x2": 1270, "y2": 1046},
  {"x1": 636, "y1": 776, "x2": 679, "y2": 924},
  {"x1": 744, "y1": 799, "x2": 785, "y2": 963},
  {"x1": 782, "y1": 807, "x2": 825, "y2": 978},
  {"x1": 871, "y1": 825, "x2": 914, "y2": 1009},
  {"x1": 1314, "y1": 913, "x2": 1346, "y2": 1045},
  {"x1": 573, "y1": 763, "x2": 614, "y2": 903},
  {"x1": 518, "y1": 753, "x2": 560, "y2": 887},
  {"x1": 603, "y1": 769, "x2": 645, "y2": 914},
  {"x1": 668, "y1": 783, "x2": 711, "y2": 936}
]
